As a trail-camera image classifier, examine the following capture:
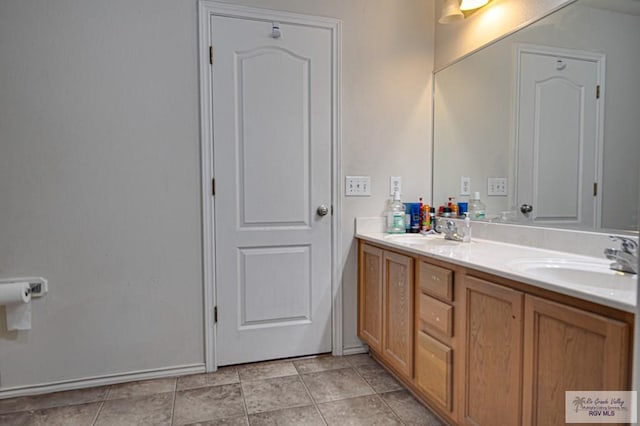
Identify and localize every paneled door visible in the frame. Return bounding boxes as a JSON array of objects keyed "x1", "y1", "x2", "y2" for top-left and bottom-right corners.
[
  {"x1": 515, "y1": 45, "x2": 603, "y2": 227},
  {"x1": 210, "y1": 11, "x2": 335, "y2": 365}
]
